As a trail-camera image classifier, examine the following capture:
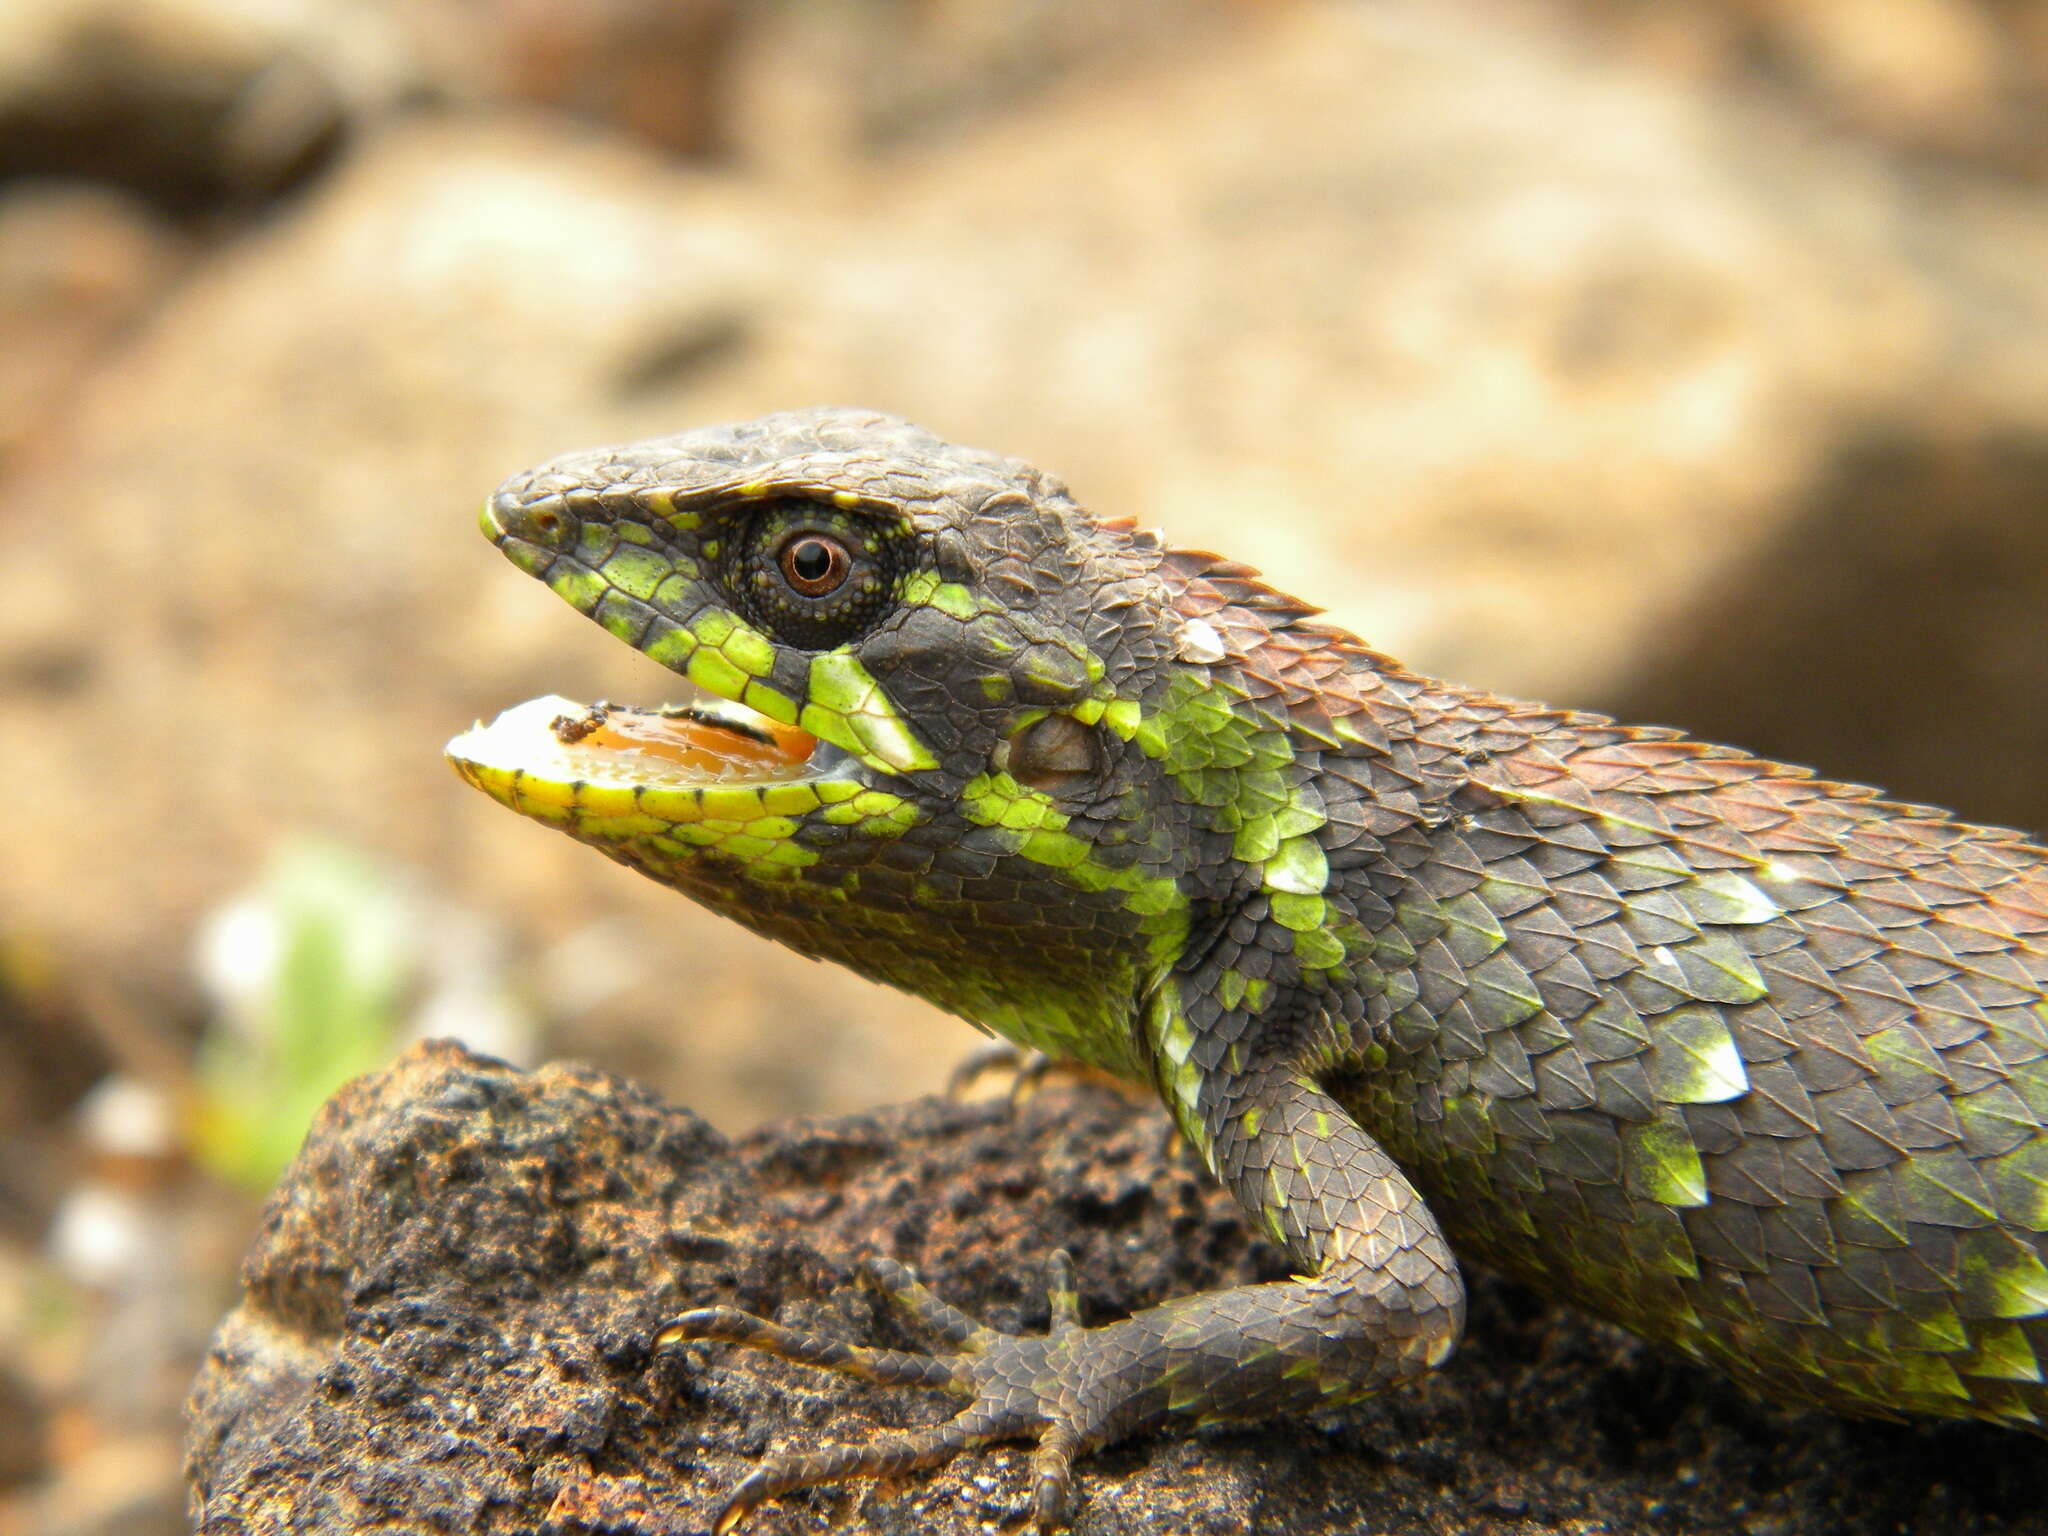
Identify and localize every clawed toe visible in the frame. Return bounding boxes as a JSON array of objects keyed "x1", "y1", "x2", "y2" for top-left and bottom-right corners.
[
  {"x1": 661, "y1": 1251, "x2": 1096, "y2": 1530},
  {"x1": 711, "y1": 1416, "x2": 999, "y2": 1535},
  {"x1": 945, "y1": 1045, "x2": 1125, "y2": 1106},
  {"x1": 655, "y1": 1304, "x2": 965, "y2": 1391},
  {"x1": 945, "y1": 1041, "x2": 1035, "y2": 1099},
  {"x1": 858, "y1": 1256, "x2": 993, "y2": 1351},
  {"x1": 1029, "y1": 1420, "x2": 1081, "y2": 1532}
]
